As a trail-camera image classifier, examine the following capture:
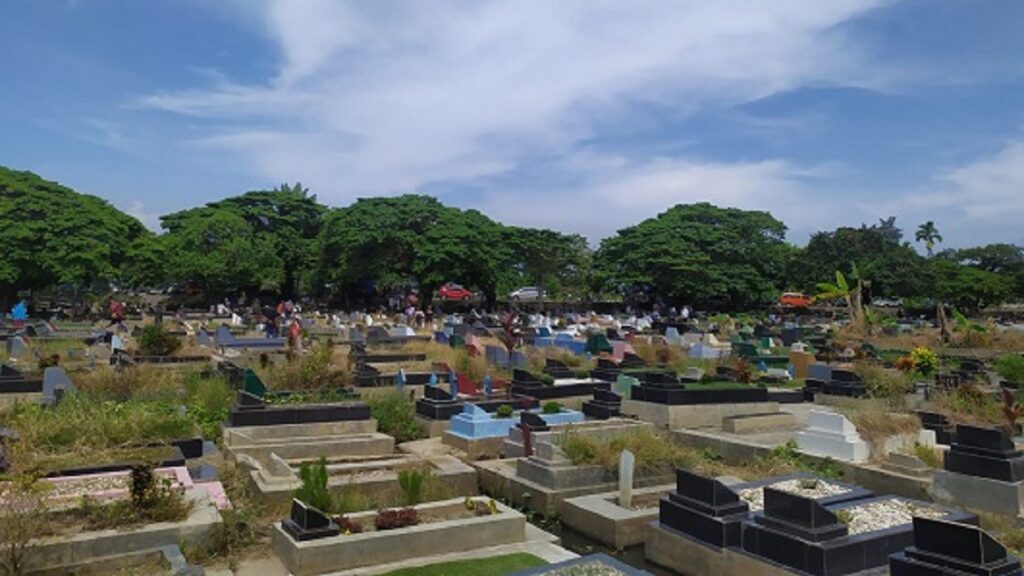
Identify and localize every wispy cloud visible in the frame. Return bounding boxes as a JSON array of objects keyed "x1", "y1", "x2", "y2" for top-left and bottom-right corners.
[{"x1": 137, "y1": 0, "x2": 894, "y2": 229}]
